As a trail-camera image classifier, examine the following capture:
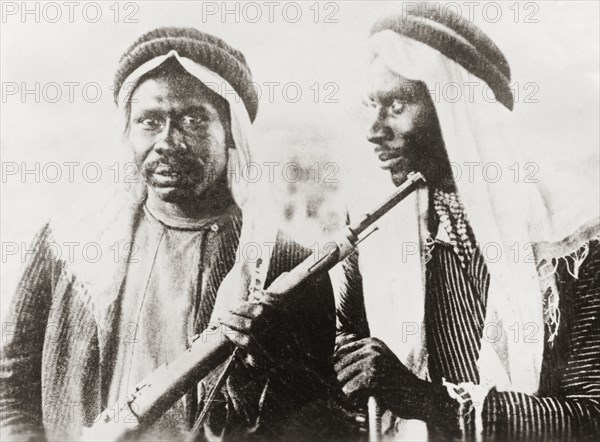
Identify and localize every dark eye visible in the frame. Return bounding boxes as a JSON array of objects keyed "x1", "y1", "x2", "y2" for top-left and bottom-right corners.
[
  {"x1": 138, "y1": 117, "x2": 165, "y2": 131},
  {"x1": 389, "y1": 99, "x2": 406, "y2": 116},
  {"x1": 180, "y1": 112, "x2": 207, "y2": 129}
]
